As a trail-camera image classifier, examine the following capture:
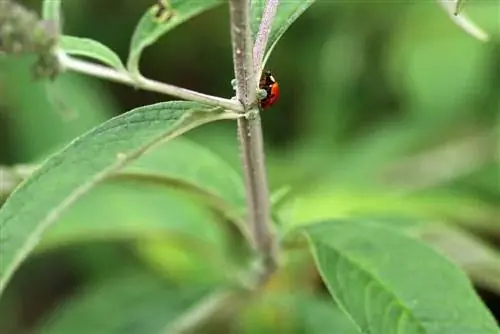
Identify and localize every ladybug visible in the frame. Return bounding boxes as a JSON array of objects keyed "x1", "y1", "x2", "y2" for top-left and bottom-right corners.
[{"x1": 259, "y1": 70, "x2": 280, "y2": 109}]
